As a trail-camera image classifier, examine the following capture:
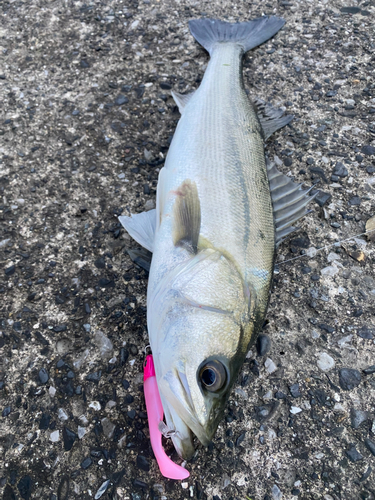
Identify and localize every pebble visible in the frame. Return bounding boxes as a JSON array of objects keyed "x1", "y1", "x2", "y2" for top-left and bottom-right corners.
[
  {"x1": 363, "y1": 365, "x2": 375, "y2": 375},
  {"x1": 17, "y1": 475, "x2": 32, "y2": 500},
  {"x1": 314, "y1": 191, "x2": 331, "y2": 207},
  {"x1": 290, "y1": 406, "x2": 302, "y2": 414},
  {"x1": 2, "y1": 406, "x2": 11, "y2": 417},
  {"x1": 320, "y1": 265, "x2": 339, "y2": 277},
  {"x1": 50, "y1": 430, "x2": 60, "y2": 442},
  {"x1": 101, "y1": 417, "x2": 116, "y2": 439},
  {"x1": 317, "y1": 352, "x2": 335, "y2": 371},
  {"x1": 81, "y1": 457, "x2": 93, "y2": 470},
  {"x1": 339, "y1": 368, "x2": 361, "y2": 391},
  {"x1": 346, "y1": 445, "x2": 363, "y2": 462},
  {"x1": 38, "y1": 368, "x2": 49, "y2": 384},
  {"x1": 58, "y1": 408, "x2": 69, "y2": 421},
  {"x1": 95, "y1": 480, "x2": 111, "y2": 499},
  {"x1": 265, "y1": 358, "x2": 277, "y2": 374},
  {"x1": 62, "y1": 426, "x2": 77, "y2": 451},
  {"x1": 86, "y1": 371, "x2": 102, "y2": 383},
  {"x1": 272, "y1": 484, "x2": 283, "y2": 499},
  {"x1": 136, "y1": 454, "x2": 150, "y2": 472},
  {"x1": 78, "y1": 426, "x2": 87, "y2": 439},
  {"x1": 144, "y1": 199, "x2": 155, "y2": 211},
  {"x1": 357, "y1": 326, "x2": 374, "y2": 339},
  {"x1": 89, "y1": 401, "x2": 101, "y2": 411},
  {"x1": 115, "y1": 94, "x2": 129, "y2": 105},
  {"x1": 332, "y1": 162, "x2": 348, "y2": 177},
  {"x1": 361, "y1": 145, "x2": 375, "y2": 156},
  {"x1": 350, "y1": 409, "x2": 369, "y2": 429},
  {"x1": 257, "y1": 334, "x2": 271, "y2": 356},
  {"x1": 364, "y1": 438, "x2": 375, "y2": 457},
  {"x1": 94, "y1": 331, "x2": 113, "y2": 359},
  {"x1": 289, "y1": 383, "x2": 301, "y2": 398},
  {"x1": 5, "y1": 265, "x2": 16, "y2": 276}
]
